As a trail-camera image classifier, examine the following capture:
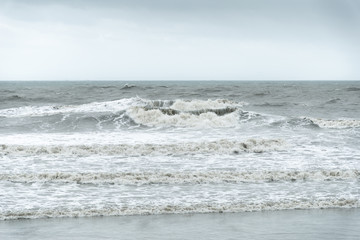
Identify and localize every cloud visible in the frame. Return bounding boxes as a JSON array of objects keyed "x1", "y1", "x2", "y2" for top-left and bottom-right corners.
[{"x1": 0, "y1": 0, "x2": 359, "y2": 80}]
